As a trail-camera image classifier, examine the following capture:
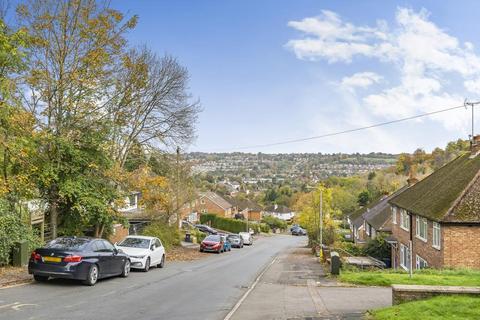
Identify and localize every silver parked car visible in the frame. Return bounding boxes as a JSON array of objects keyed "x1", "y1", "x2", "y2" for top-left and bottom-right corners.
[{"x1": 239, "y1": 232, "x2": 253, "y2": 245}]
